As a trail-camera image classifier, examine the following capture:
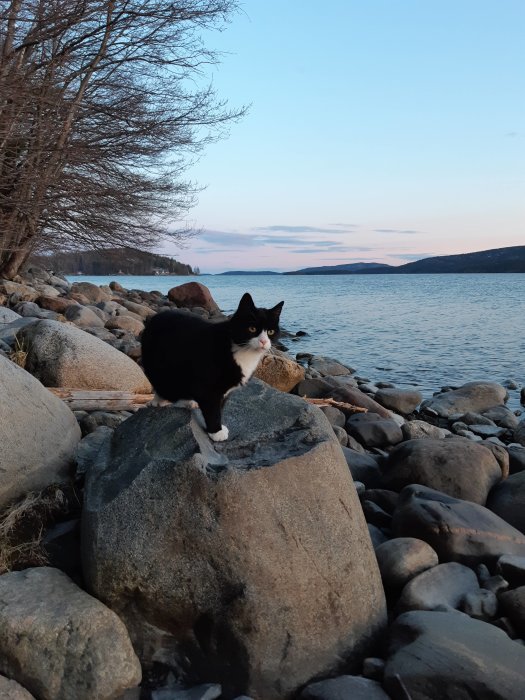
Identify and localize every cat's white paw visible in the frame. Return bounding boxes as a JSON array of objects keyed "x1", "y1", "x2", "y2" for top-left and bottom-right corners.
[
  {"x1": 150, "y1": 393, "x2": 171, "y2": 407},
  {"x1": 209, "y1": 425, "x2": 229, "y2": 442},
  {"x1": 173, "y1": 399, "x2": 199, "y2": 410}
]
